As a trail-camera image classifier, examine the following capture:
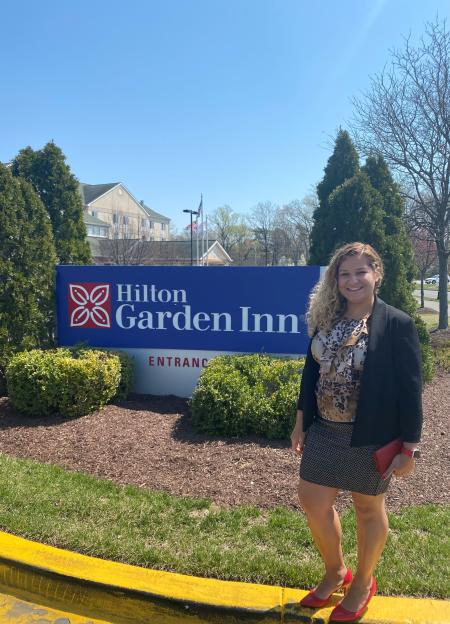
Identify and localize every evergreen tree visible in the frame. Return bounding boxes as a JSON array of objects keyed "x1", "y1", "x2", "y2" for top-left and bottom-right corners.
[
  {"x1": 309, "y1": 130, "x2": 359, "y2": 264},
  {"x1": 362, "y1": 155, "x2": 416, "y2": 315},
  {"x1": 361, "y1": 155, "x2": 433, "y2": 380},
  {"x1": 308, "y1": 141, "x2": 433, "y2": 380},
  {"x1": 12, "y1": 142, "x2": 91, "y2": 264},
  {"x1": 325, "y1": 172, "x2": 386, "y2": 253},
  {"x1": 0, "y1": 165, "x2": 57, "y2": 391}
]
